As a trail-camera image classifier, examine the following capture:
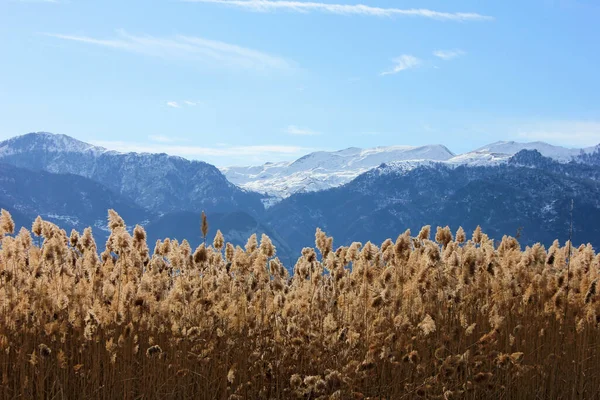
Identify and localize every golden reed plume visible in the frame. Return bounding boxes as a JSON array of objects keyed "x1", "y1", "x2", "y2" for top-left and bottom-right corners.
[{"x1": 0, "y1": 209, "x2": 599, "y2": 399}]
